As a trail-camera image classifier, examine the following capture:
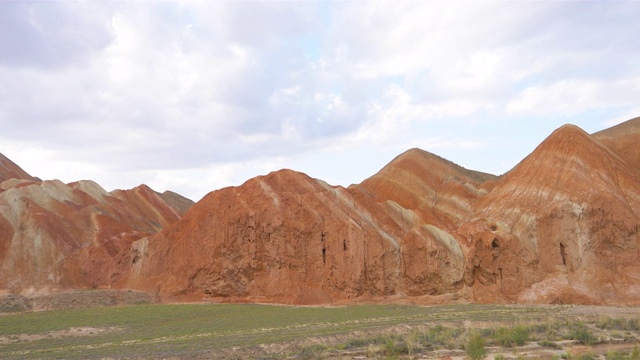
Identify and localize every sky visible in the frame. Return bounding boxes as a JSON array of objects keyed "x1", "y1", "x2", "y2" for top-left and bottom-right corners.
[{"x1": 1, "y1": 1, "x2": 640, "y2": 202}]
